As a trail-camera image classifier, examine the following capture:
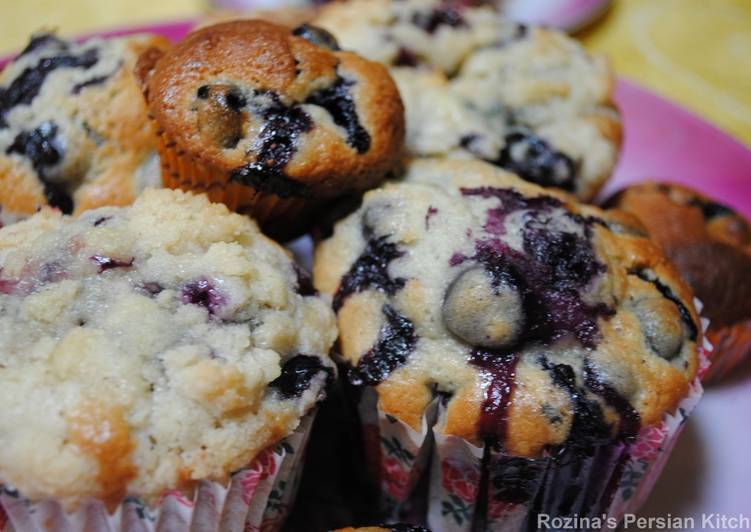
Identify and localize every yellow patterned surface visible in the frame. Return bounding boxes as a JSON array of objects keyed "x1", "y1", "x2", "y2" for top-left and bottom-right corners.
[
  {"x1": 579, "y1": 0, "x2": 751, "y2": 147},
  {"x1": 2, "y1": 0, "x2": 750, "y2": 147}
]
